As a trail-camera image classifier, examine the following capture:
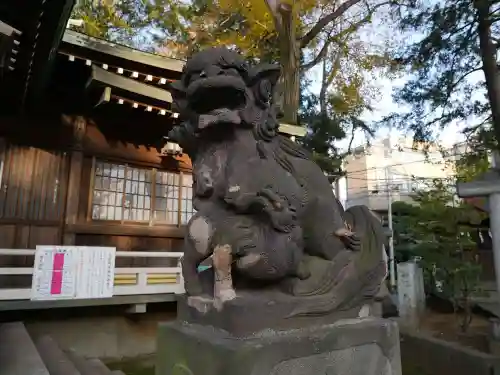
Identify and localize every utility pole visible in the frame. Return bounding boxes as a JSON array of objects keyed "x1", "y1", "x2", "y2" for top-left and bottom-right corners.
[{"x1": 385, "y1": 166, "x2": 396, "y2": 290}]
